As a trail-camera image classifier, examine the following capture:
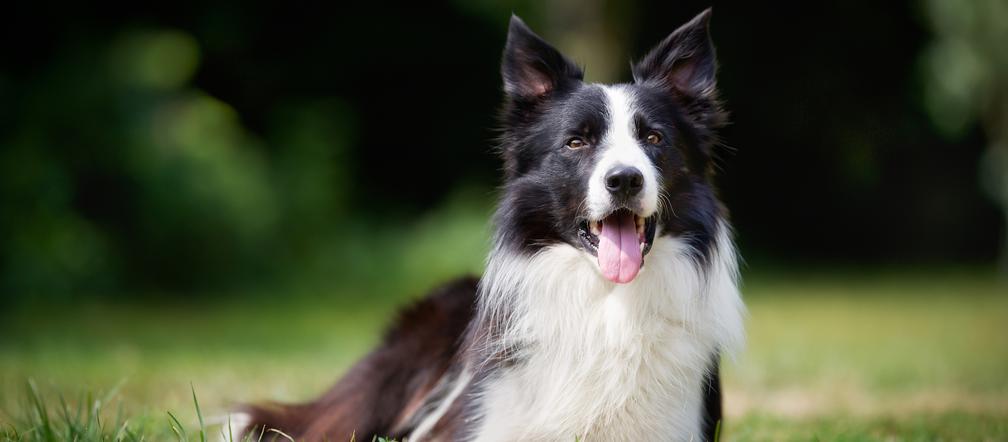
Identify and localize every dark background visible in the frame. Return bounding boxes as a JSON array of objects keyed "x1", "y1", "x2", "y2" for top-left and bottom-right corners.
[{"x1": 1, "y1": 0, "x2": 1003, "y2": 301}]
